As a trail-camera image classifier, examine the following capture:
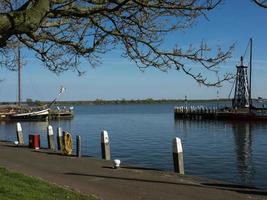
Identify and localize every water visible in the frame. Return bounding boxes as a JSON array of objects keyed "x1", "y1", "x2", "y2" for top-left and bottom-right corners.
[{"x1": 0, "y1": 103, "x2": 267, "y2": 188}]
